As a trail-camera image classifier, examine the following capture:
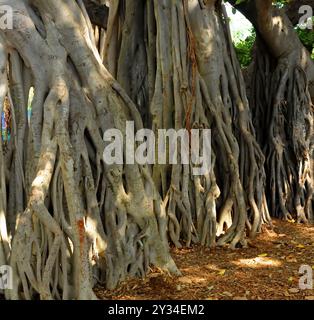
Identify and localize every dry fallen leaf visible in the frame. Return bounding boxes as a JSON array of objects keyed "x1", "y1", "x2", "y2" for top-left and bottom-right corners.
[
  {"x1": 288, "y1": 288, "x2": 300, "y2": 294},
  {"x1": 233, "y1": 296, "x2": 248, "y2": 300},
  {"x1": 218, "y1": 269, "x2": 226, "y2": 276},
  {"x1": 258, "y1": 253, "x2": 268, "y2": 257},
  {"x1": 305, "y1": 296, "x2": 314, "y2": 300},
  {"x1": 94, "y1": 220, "x2": 314, "y2": 301},
  {"x1": 222, "y1": 291, "x2": 233, "y2": 297},
  {"x1": 286, "y1": 256, "x2": 298, "y2": 263}
]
